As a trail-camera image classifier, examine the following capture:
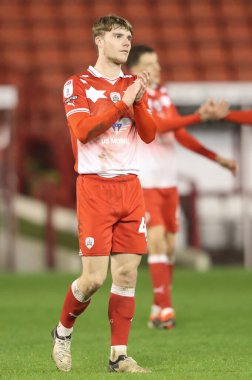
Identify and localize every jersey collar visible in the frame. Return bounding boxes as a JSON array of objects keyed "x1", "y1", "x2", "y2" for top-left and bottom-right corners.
[{"x1": 88, "y1": 66, "x2": 124, "y2": 80}]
